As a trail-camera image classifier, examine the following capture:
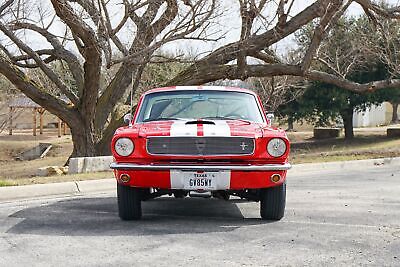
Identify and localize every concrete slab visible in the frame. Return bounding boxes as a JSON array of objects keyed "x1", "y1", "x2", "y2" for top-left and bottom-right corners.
[
  {"x1": 15, "y1": 143, "x2": 52, "y2": 161},
  {"x1": 69, "y1": 156, "x2": 113, "y2": 174}
]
